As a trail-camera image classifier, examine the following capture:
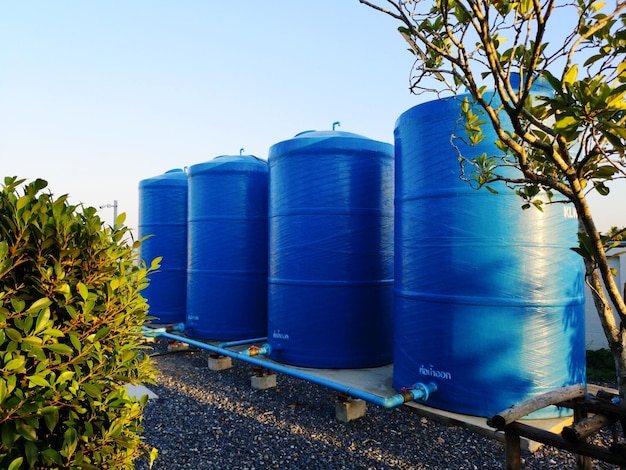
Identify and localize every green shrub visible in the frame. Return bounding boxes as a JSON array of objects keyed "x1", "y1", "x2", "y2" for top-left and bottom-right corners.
[
  {"x1": 586, "y1": 348, "x2": 617, "y2": 384},
  {"x1": 0, "y1": 177, "x2": 157, "y2": 469}
]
